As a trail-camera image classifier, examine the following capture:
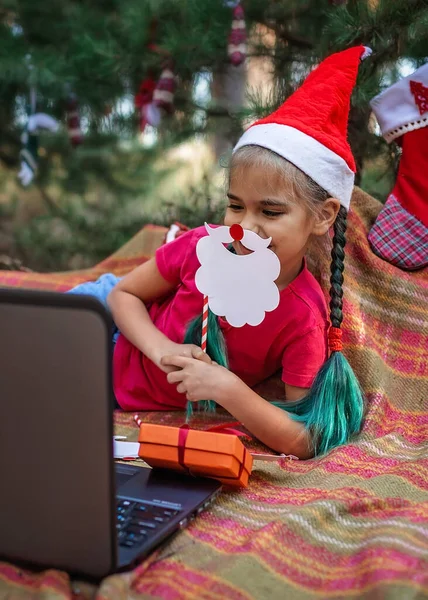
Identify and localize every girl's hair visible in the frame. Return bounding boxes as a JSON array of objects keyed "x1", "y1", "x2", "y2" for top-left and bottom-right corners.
[
  {"x1": 184, "y1": 145, "x2": 364, "y2": 452},
  {"x1": 228, "y1": 144, "x2": 331, "y2": 212}
]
